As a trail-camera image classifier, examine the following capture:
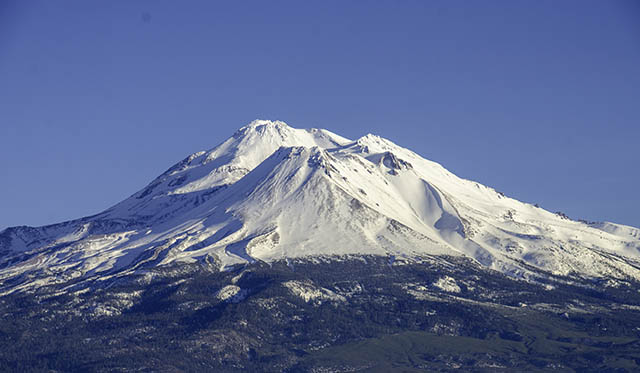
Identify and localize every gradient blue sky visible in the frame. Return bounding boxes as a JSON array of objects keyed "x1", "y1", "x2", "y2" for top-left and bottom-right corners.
[{"x1": 1, "y1": 0, "x2": 639, "y2": 230}]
